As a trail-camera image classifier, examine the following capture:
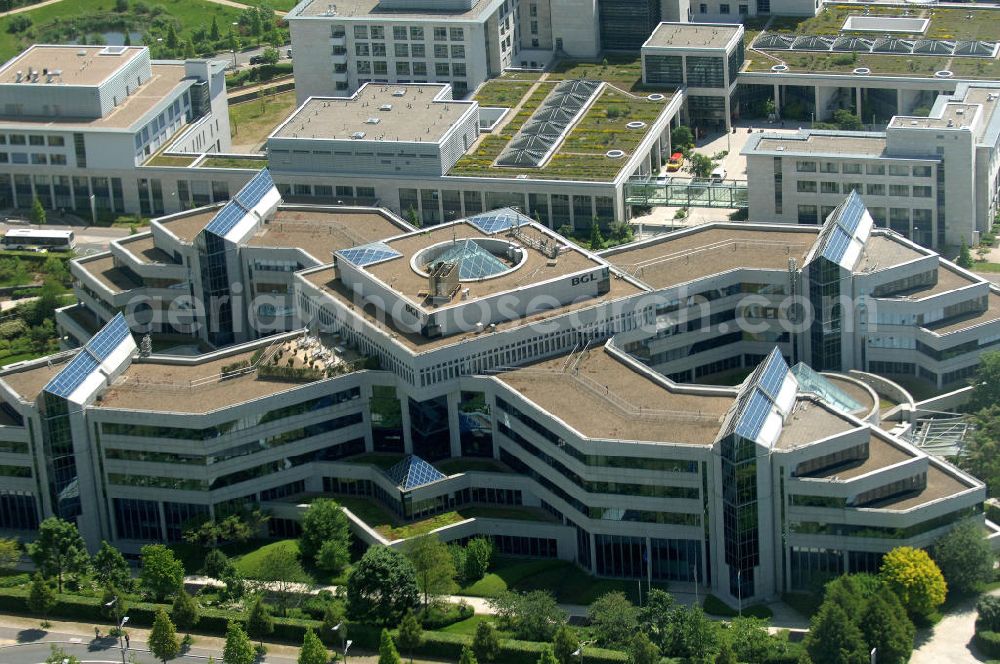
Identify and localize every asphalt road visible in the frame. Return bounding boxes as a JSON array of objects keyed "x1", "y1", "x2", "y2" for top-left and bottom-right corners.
[{"x1": 223, "y1": 45, "x2": 293, "y2": 69}]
